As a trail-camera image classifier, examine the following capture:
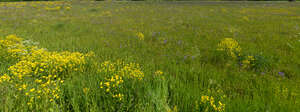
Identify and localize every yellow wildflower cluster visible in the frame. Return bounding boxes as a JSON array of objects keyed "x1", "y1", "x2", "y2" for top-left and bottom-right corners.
[
  {"x1": 98, "y1": 60, "x2": 144, "y2": 80},
  {"x1": 45, "y1": 6, "x2": 61, "y2": 11},
  {"x1": 155, "y1": 70, "x2": 163, "y2": 76},
  {"x1": 0, "y1": 35, "x2": 28, "y2": 60},
  {"x1": 216, "y1": 38, "x2": 263, "y2": 70},
  {"x1": 217, "y1": 38, "x2": 241, "y2": 58},
  {"x1": 199, "y1": 96, "x2": 225, "y2": 112},
  {"x1": 119, "y1": 63, "x2": 144, "y2": 80},
  {"x1": 0, "y1": 74, "x2": 11, "y2": 84},
  {"x1": 241, "y1": 55, "x2": 255, "y2": 69},
  {"x1": 136, "y1": 32, "x2": 145, "y2": 41},
  {"x1": 0, "y1": 1, "x2": 72, "y2": 10},
  {"x1": 100, "y1": 74, "x2": 124, "y2": 100},
  {"x1": 44, "y1": 5, "x2": 72, "y2": 11},
  {"x1": 98, "y1": 60, "x2": 144, "y2": 101},
  {"x1": 8, "y1": 49, "x2": 89, "y2": 77},
  {"x1": 0, "y1": 34, "x2": 93, "y2": 105},
  {"x1": 154, "y1": 70, "x2": 166, "y2": 80}
]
